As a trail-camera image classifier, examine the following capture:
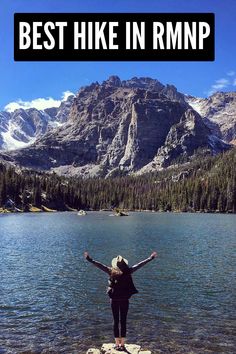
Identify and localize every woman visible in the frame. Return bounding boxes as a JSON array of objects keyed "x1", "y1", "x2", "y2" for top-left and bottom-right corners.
[{"x1": 84, "y1": 251, "x2": 157, "y2": 351}]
